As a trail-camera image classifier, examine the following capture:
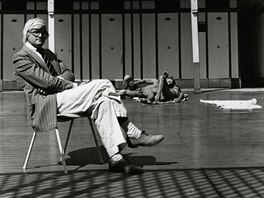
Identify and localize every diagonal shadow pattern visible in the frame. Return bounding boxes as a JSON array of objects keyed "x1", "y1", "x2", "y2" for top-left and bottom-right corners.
[
  {"x1": 204, "y1": 167, "x2": 264, "y2": 198},
  {"x1": 0, "y1": 169, "x2": 218, "y2": 198},
  {"x1": 1, "y1": 168, "x2": 263, "y2": 197}
]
